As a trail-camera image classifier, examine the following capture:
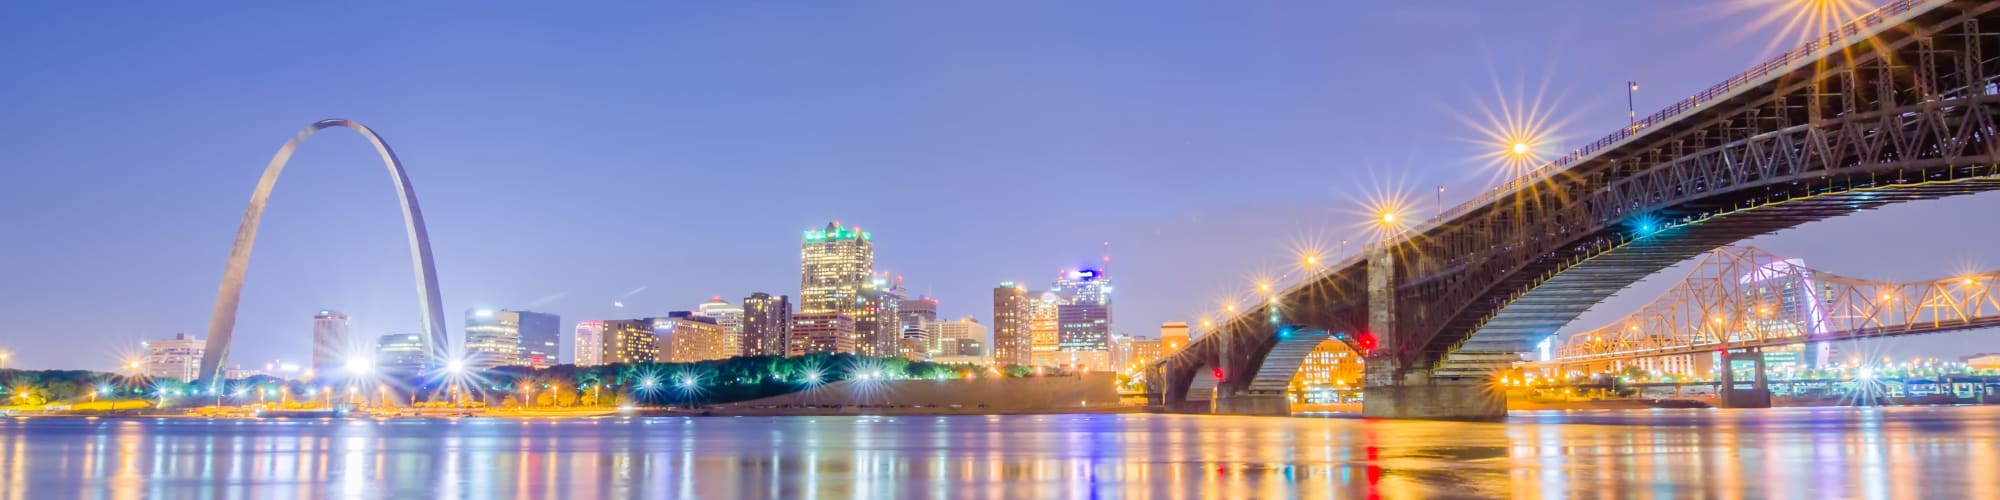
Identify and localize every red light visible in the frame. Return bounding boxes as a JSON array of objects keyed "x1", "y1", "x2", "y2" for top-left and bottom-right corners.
[
  {"x1": 1212, "y1": 368, "x2": 1225, "y2": 380},
  {"x1": 1356, "y1": 332, "x2": 1377, "y2": 352}
]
